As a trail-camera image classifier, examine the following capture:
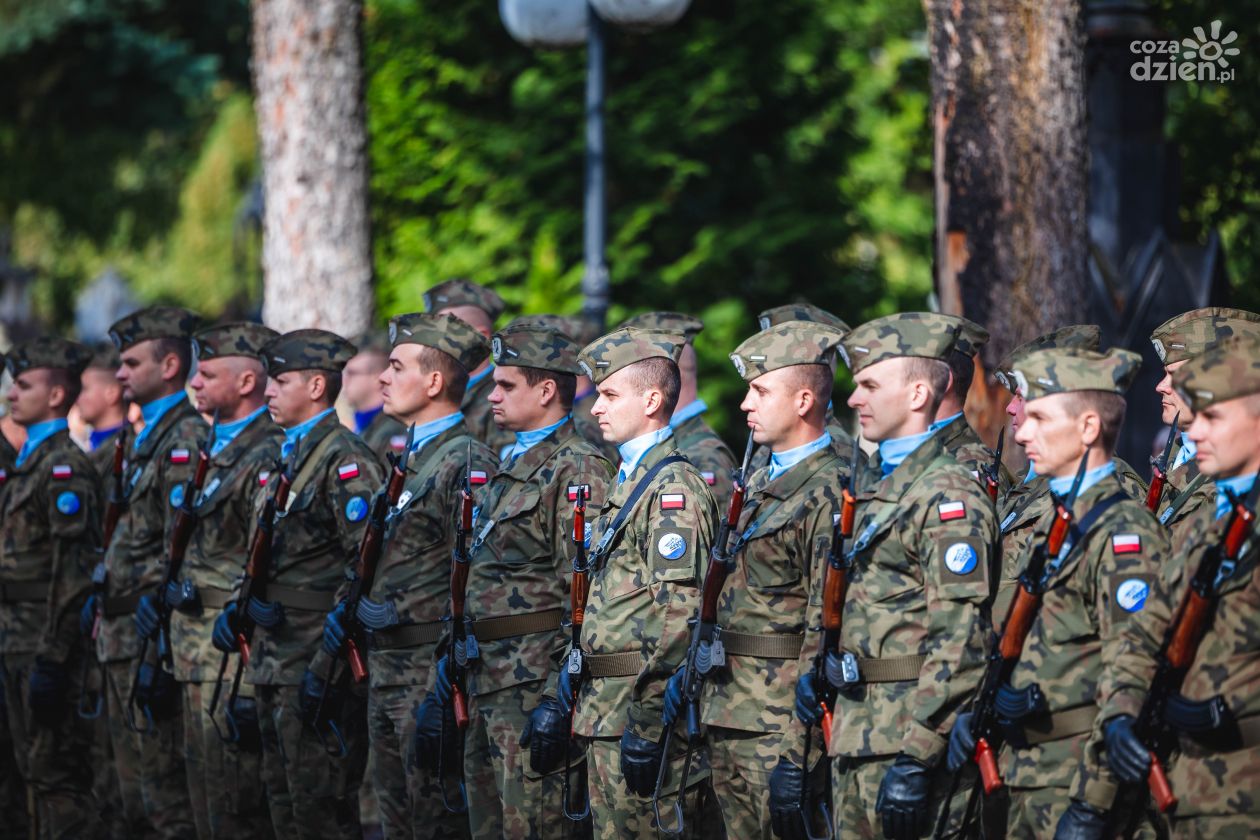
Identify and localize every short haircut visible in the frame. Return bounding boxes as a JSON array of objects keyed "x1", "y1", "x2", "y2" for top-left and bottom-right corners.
[
  {"x1": 299, "y1": 370, "x2": 343, "y2": 406},
  {"x1": 1062, "y1": 391, "x2": 1127, "y2": 454},
  {"x1": 520, "y1": 367, "x2": 577, "y2": 411},
  {"x1": 417, "y1": 346, "x2": 470, "y2": 404},
  {"x1": 902, "y1": 357, "x2": 951, "y2": 414},
  {"x1": 946, "y1": 349, "x2": 975, "y2": 402},
  {"x1": 788, "y1": 364, "x2": 834, "y2": 410},
  {"x1": 46, "y1": 368, "x2": 82, "y2": 410},
  {"x1": 624, "y1": 357, "x2": 681, "y2": 418},
  {"x1": 151, "y1": 337, "x2": 193, "y2": 380}
]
